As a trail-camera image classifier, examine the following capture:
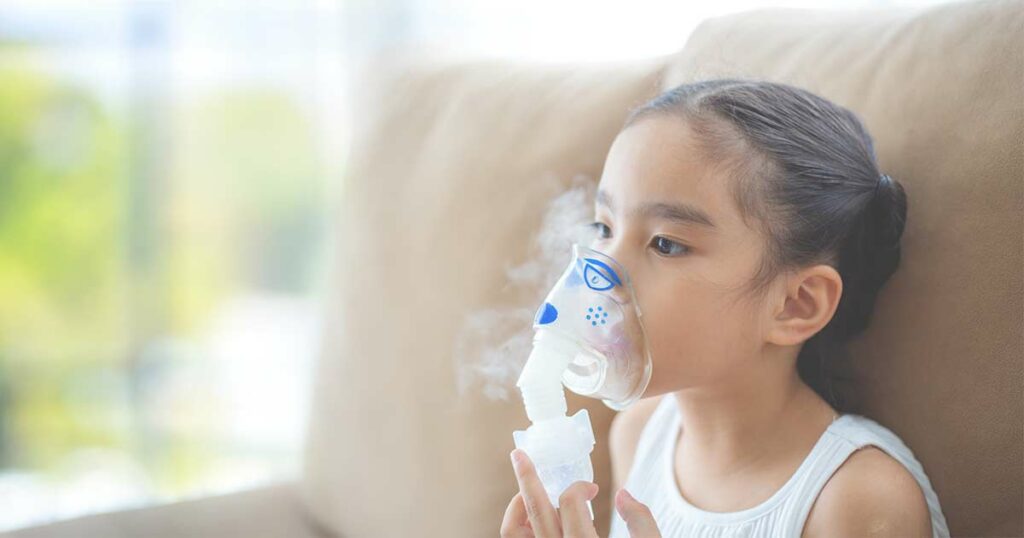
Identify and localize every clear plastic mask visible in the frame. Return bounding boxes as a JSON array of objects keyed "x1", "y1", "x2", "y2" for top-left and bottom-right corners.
[{"x1": 532, "y1": 243, "x2": 653, "y2": 410}]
